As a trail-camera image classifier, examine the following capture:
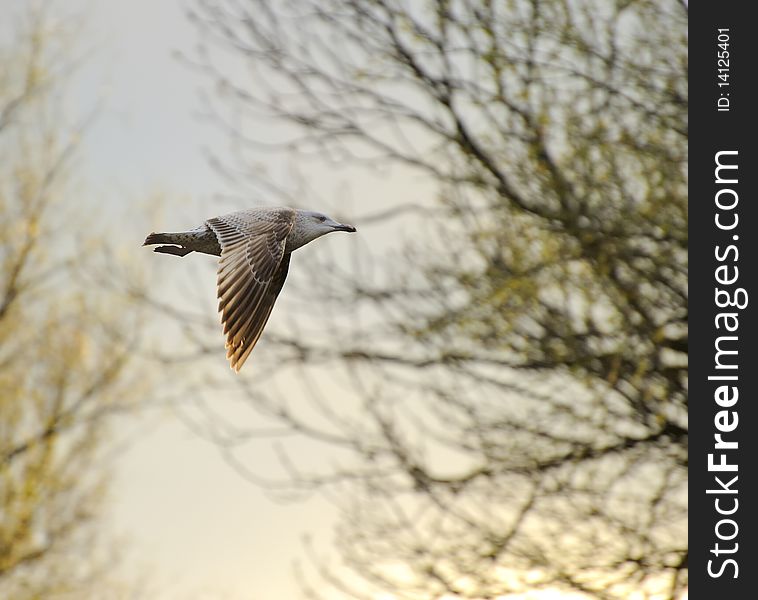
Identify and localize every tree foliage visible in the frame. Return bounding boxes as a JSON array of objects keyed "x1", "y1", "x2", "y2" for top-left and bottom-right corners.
[
  {"x1": 0, "y1": 11, "x2": 148, "y2": 598},
  {"x1": 181, "y1": 0, "x2": 688, "y2": 598}
]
